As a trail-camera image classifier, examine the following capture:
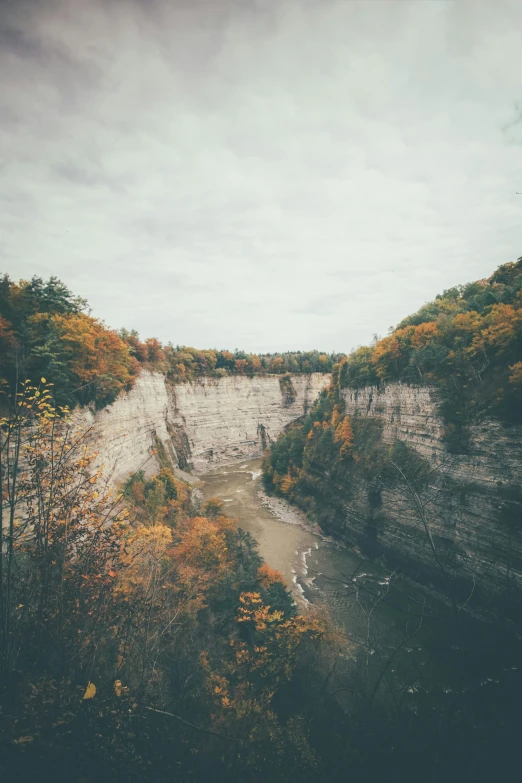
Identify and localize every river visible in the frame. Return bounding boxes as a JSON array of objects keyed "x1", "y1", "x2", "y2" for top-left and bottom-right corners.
[{"x1": 201, "y1": 458, "x2": 520, "y2": 699}]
